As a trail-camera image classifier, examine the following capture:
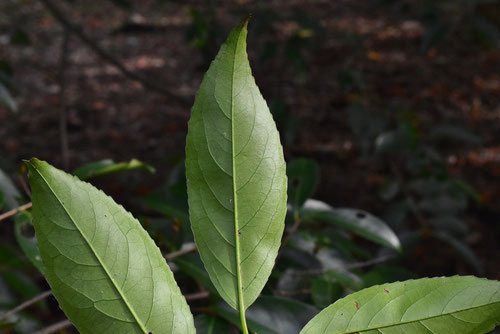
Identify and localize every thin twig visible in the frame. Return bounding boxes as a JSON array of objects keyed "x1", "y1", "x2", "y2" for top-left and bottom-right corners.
[
  {"x1": 33, "y1": 319, "x2": 72, "y2": 334},
  {"x1": 0, "y1": 202, "x2": 32, "y2": 222},
  {"x1": 164, "y1": 242, "x2": 197, "y2": 260},
  {"x1": 38, "y1": 0, "x2": 189, "y2": 104},
  {"x1": 0, "y1": 290, "x2": 52, "y2": 322},
  {"x1": 185, "y1": 290, "x2": 210, "y2": 301},
  {"x1": 58, "y1": 30, "x2": 70, "y2": 169}
]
